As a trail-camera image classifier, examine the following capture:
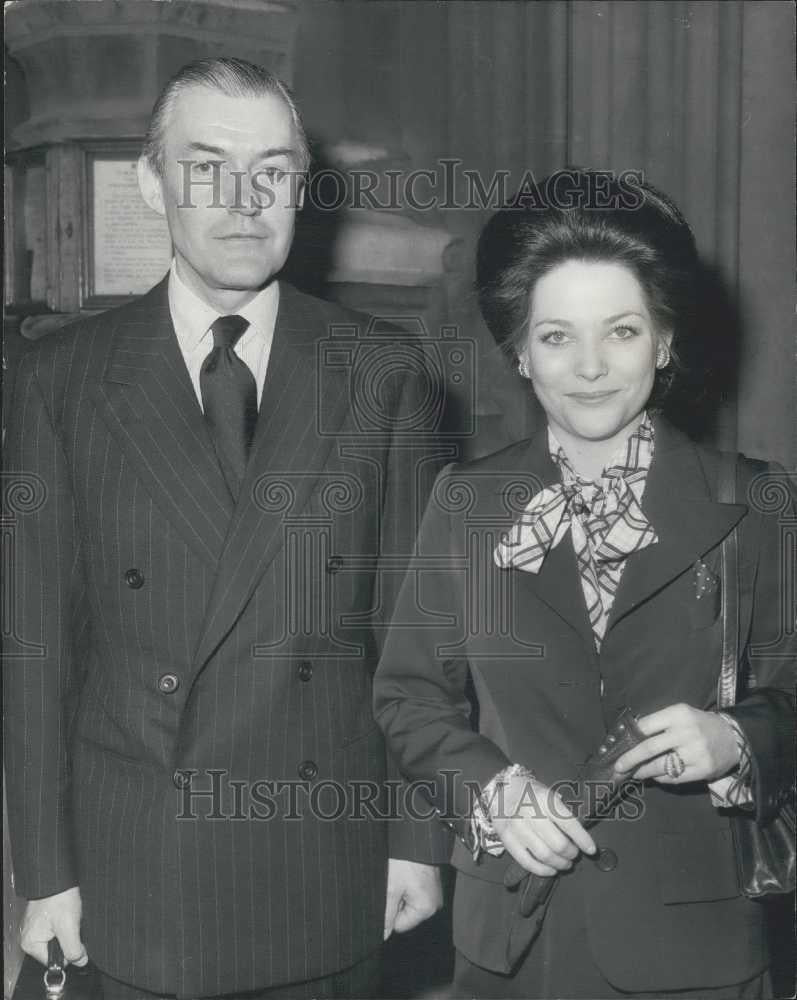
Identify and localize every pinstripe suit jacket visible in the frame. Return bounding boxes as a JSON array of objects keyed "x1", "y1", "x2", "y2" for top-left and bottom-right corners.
[{"x1": 3, "y1": 278, "x2": 451, "y2": 997}]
